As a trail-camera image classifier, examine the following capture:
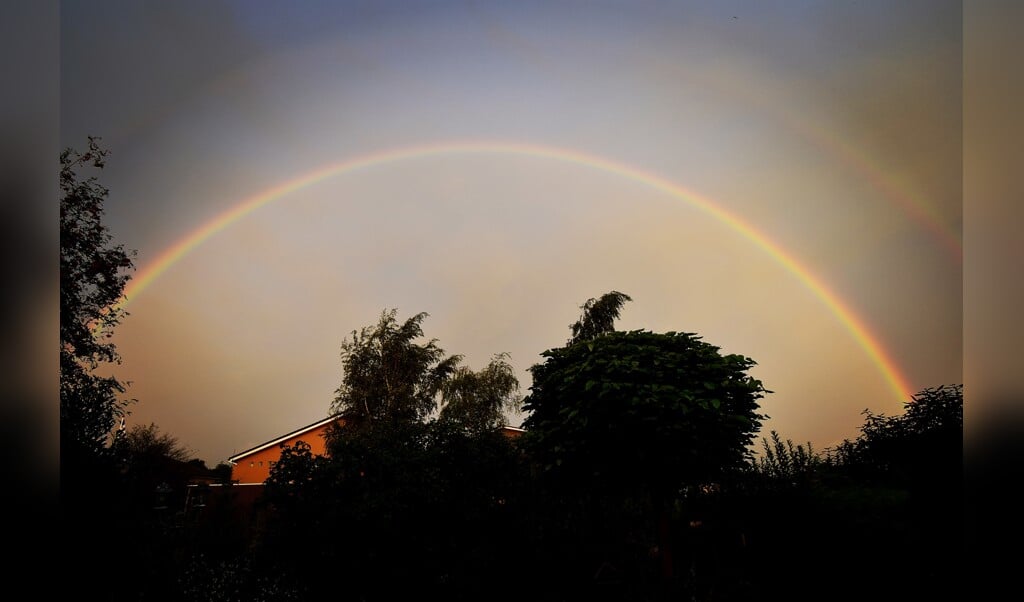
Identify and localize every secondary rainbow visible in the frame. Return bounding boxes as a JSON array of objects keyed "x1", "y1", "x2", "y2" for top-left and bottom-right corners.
[{"x1": 115, "y1": 141, "x2": 914, "y2": 402}]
